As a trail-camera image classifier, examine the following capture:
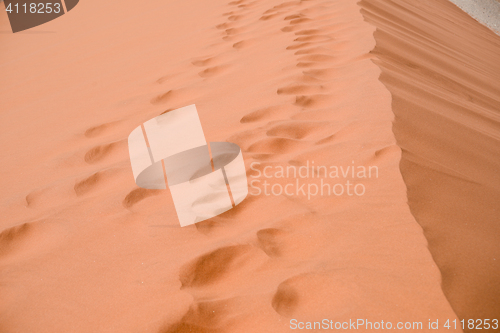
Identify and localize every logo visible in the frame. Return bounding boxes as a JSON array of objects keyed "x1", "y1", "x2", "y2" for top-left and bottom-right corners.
[
  {"x1": 127, "y1": 105, "x2": 248, "y2": 227},
  {"x1": 3, "y1": 0, "x2": 79, "y2": 33}
]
